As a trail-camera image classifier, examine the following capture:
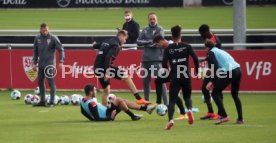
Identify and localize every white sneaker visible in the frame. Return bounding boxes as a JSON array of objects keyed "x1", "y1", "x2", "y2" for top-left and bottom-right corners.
[{"x1": 146, "y1": 104, "x2": 157, "y2": 114}]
